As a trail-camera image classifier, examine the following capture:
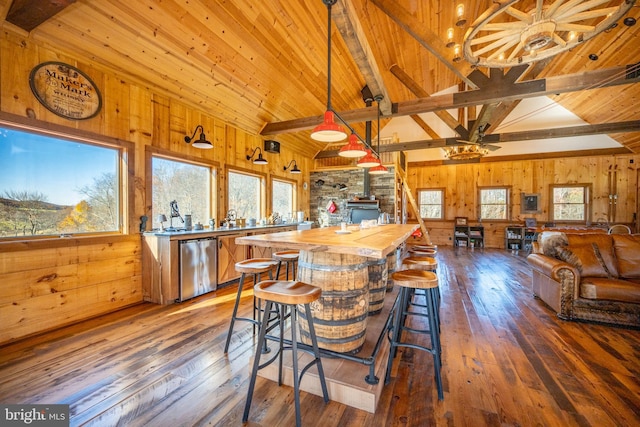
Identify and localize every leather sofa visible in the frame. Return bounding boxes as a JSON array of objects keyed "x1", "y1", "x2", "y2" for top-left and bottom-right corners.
[{"x1": 527, "y1": 232, "x2": 640, "y2": 328}]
